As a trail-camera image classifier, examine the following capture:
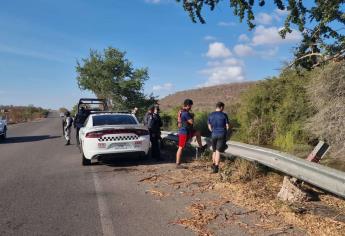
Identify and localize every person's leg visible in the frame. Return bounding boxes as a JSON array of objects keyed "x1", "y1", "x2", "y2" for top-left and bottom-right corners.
[
  {"x1": 176, "y1": 134, "x2": 187, "y2": 165},
  {"x1": 176, "y1": 147, "x2": 183, "y2": 164},
  {"x1": 76, "y1": 127, "x2": 80, "y2": 145},
  {"x1": 152, "y1": 136, "x2": 160, "y2": 160},
  {"x1": 194, "y1": 131, "x2": 203, "y2": 147},
  {"x1": 211, "y1": 136, "x2": 217, "y2": 166},
  {"x1": 65, "y1": 129, "x2": 71, "y2": 145},
  {"x1": 213, "y1": 136, "x2": 224, "y2": 173},
  {"x1": 214, "y1": 150, "x2": 221, "y2": 166}
]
